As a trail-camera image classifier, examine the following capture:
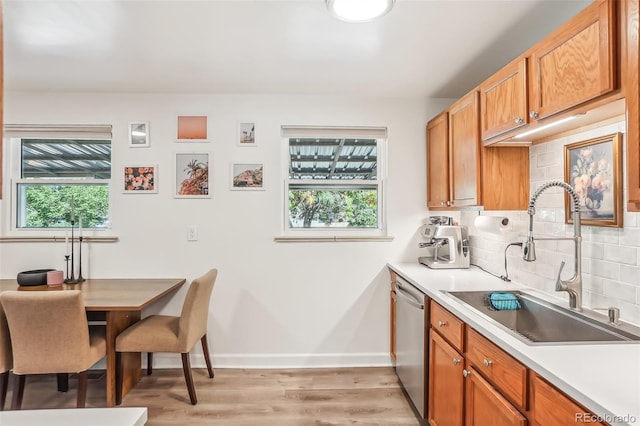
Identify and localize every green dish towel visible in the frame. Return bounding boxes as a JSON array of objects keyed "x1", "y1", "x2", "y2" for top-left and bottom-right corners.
[{"x1": 489, "y1": 292, "x2": 521, "y2": 311}]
